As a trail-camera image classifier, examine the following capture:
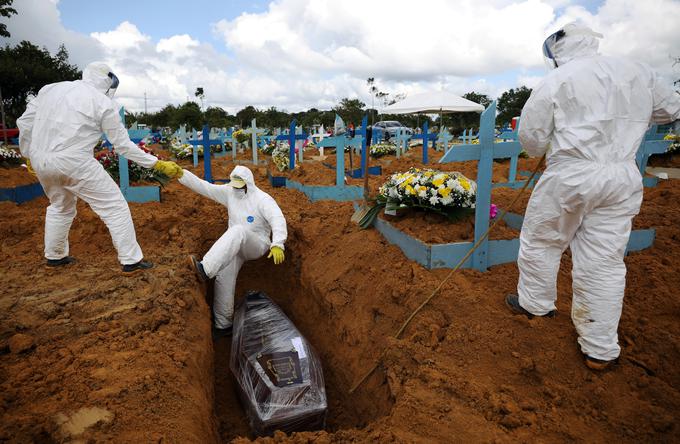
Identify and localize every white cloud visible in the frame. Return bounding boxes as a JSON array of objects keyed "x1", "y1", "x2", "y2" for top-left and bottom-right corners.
[
  {"x1": 3, "y1": 0, "x2": 103, "y2": 66},
  {"x1": 91, "y1": 21, "x2": 150, "y2": 53},
  {"x1": 3, "y1": 0, "x2": 679, "y2": 115}
]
